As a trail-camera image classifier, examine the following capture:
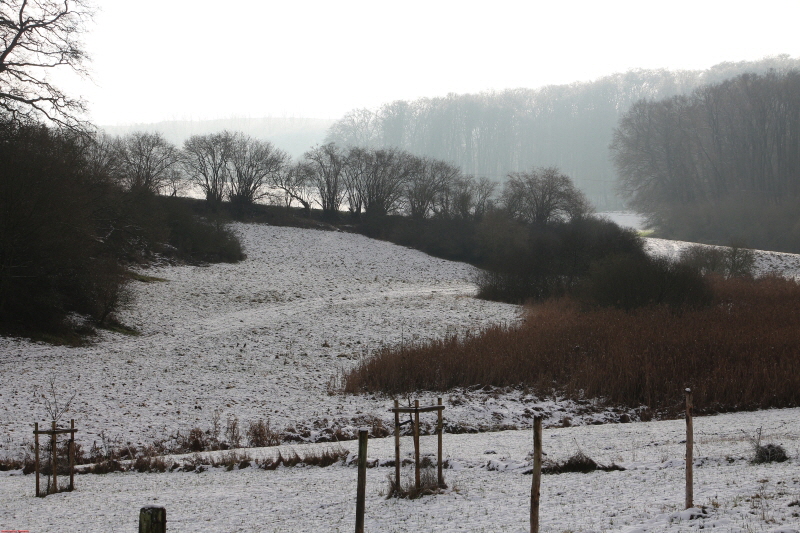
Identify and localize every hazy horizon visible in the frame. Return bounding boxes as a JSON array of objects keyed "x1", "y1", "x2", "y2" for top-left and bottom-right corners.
[{"x1": 58, "y1": 0, "x2": 800, "y2": 126}]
